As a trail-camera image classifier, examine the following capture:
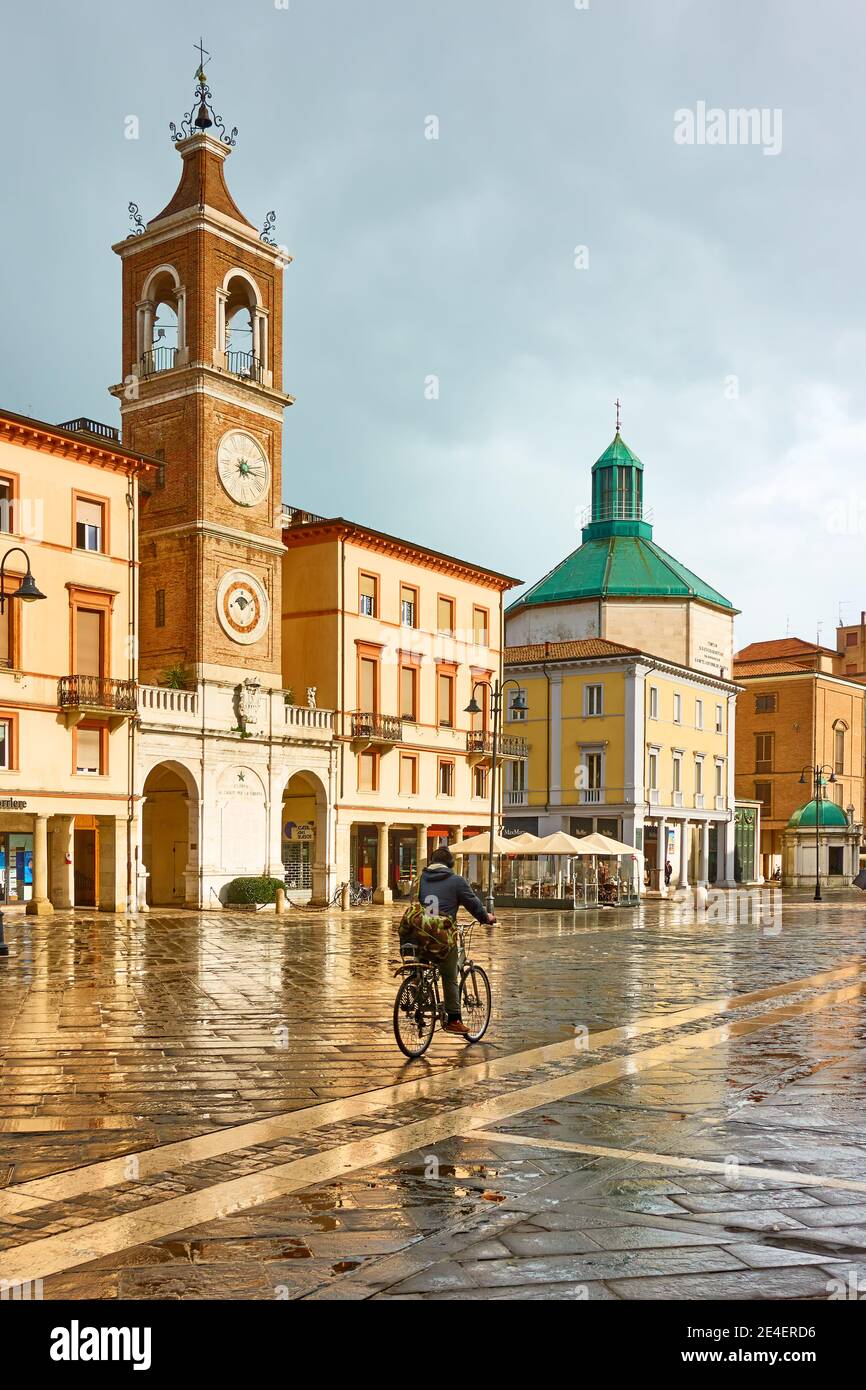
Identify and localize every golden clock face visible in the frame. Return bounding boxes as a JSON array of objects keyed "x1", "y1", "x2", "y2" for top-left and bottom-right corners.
[
  {"x1": 216, "y1": 570, "x2": 270, "y2": 645},
  {"x1": 217, "y1": 430, "x2": 270, "y2": 506}
]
